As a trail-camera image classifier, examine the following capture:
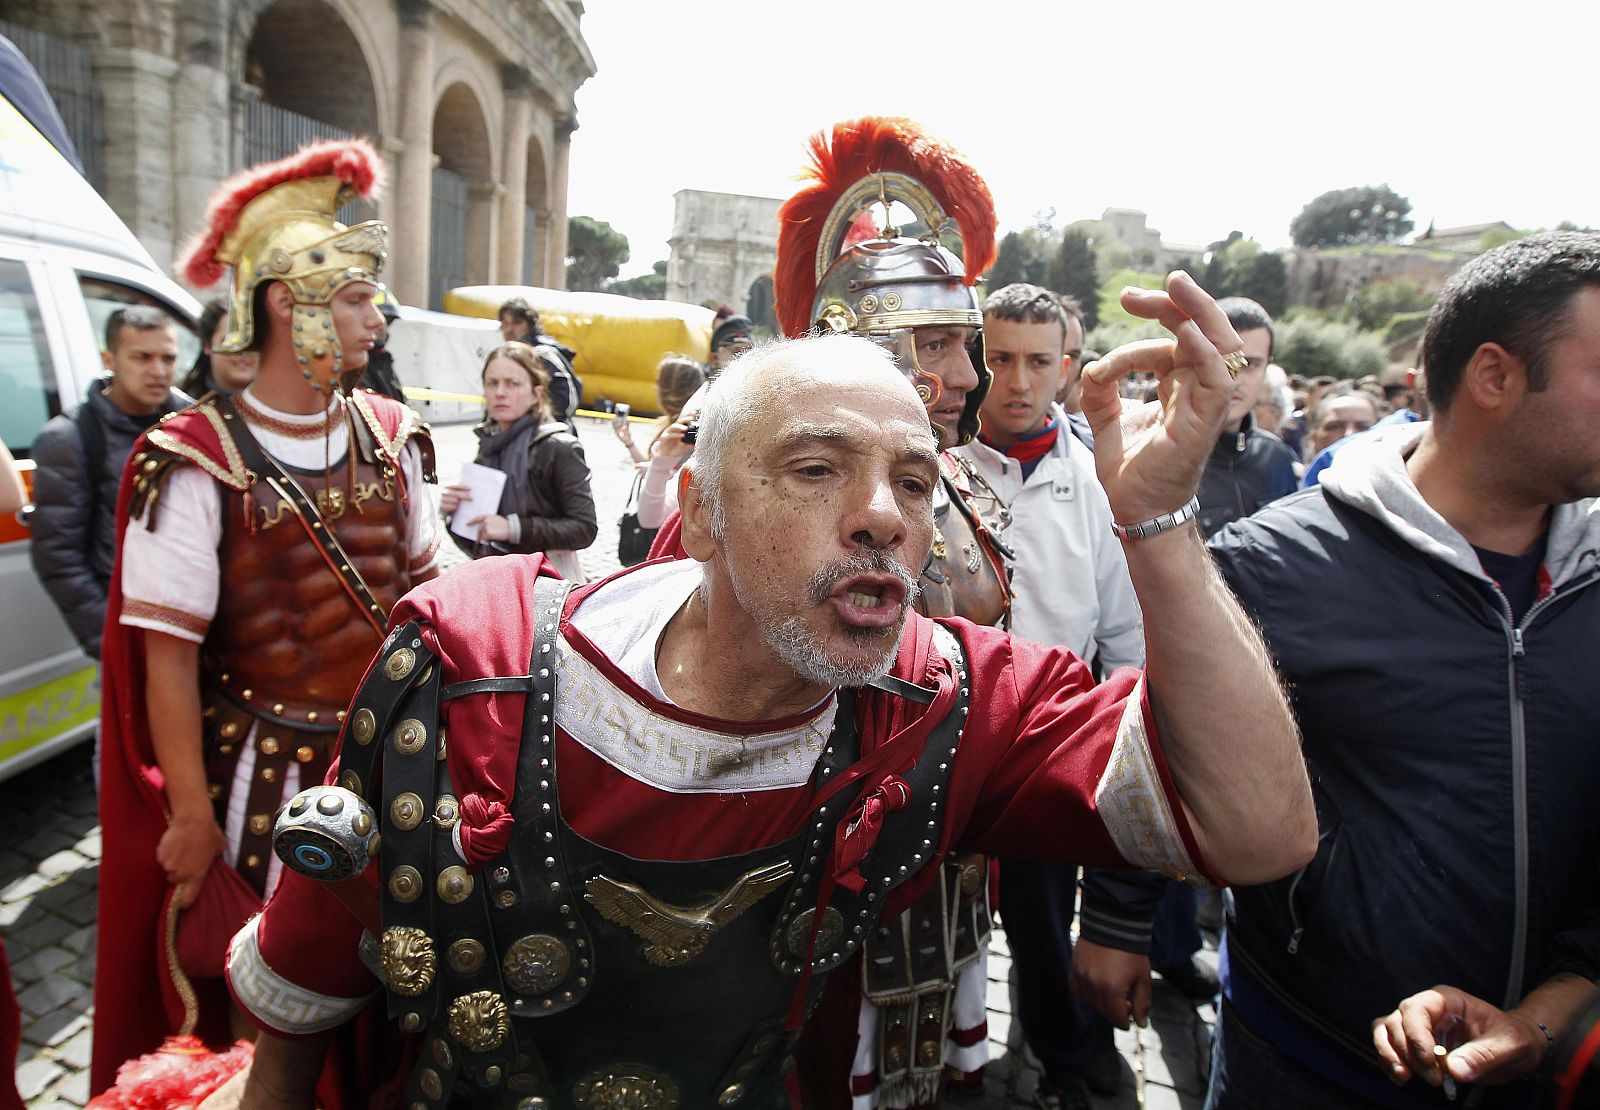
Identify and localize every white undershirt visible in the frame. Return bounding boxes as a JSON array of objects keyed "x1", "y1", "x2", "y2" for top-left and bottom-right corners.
[{"x1": 120, "y1": 387, "x2": 442, "y2": 644}]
